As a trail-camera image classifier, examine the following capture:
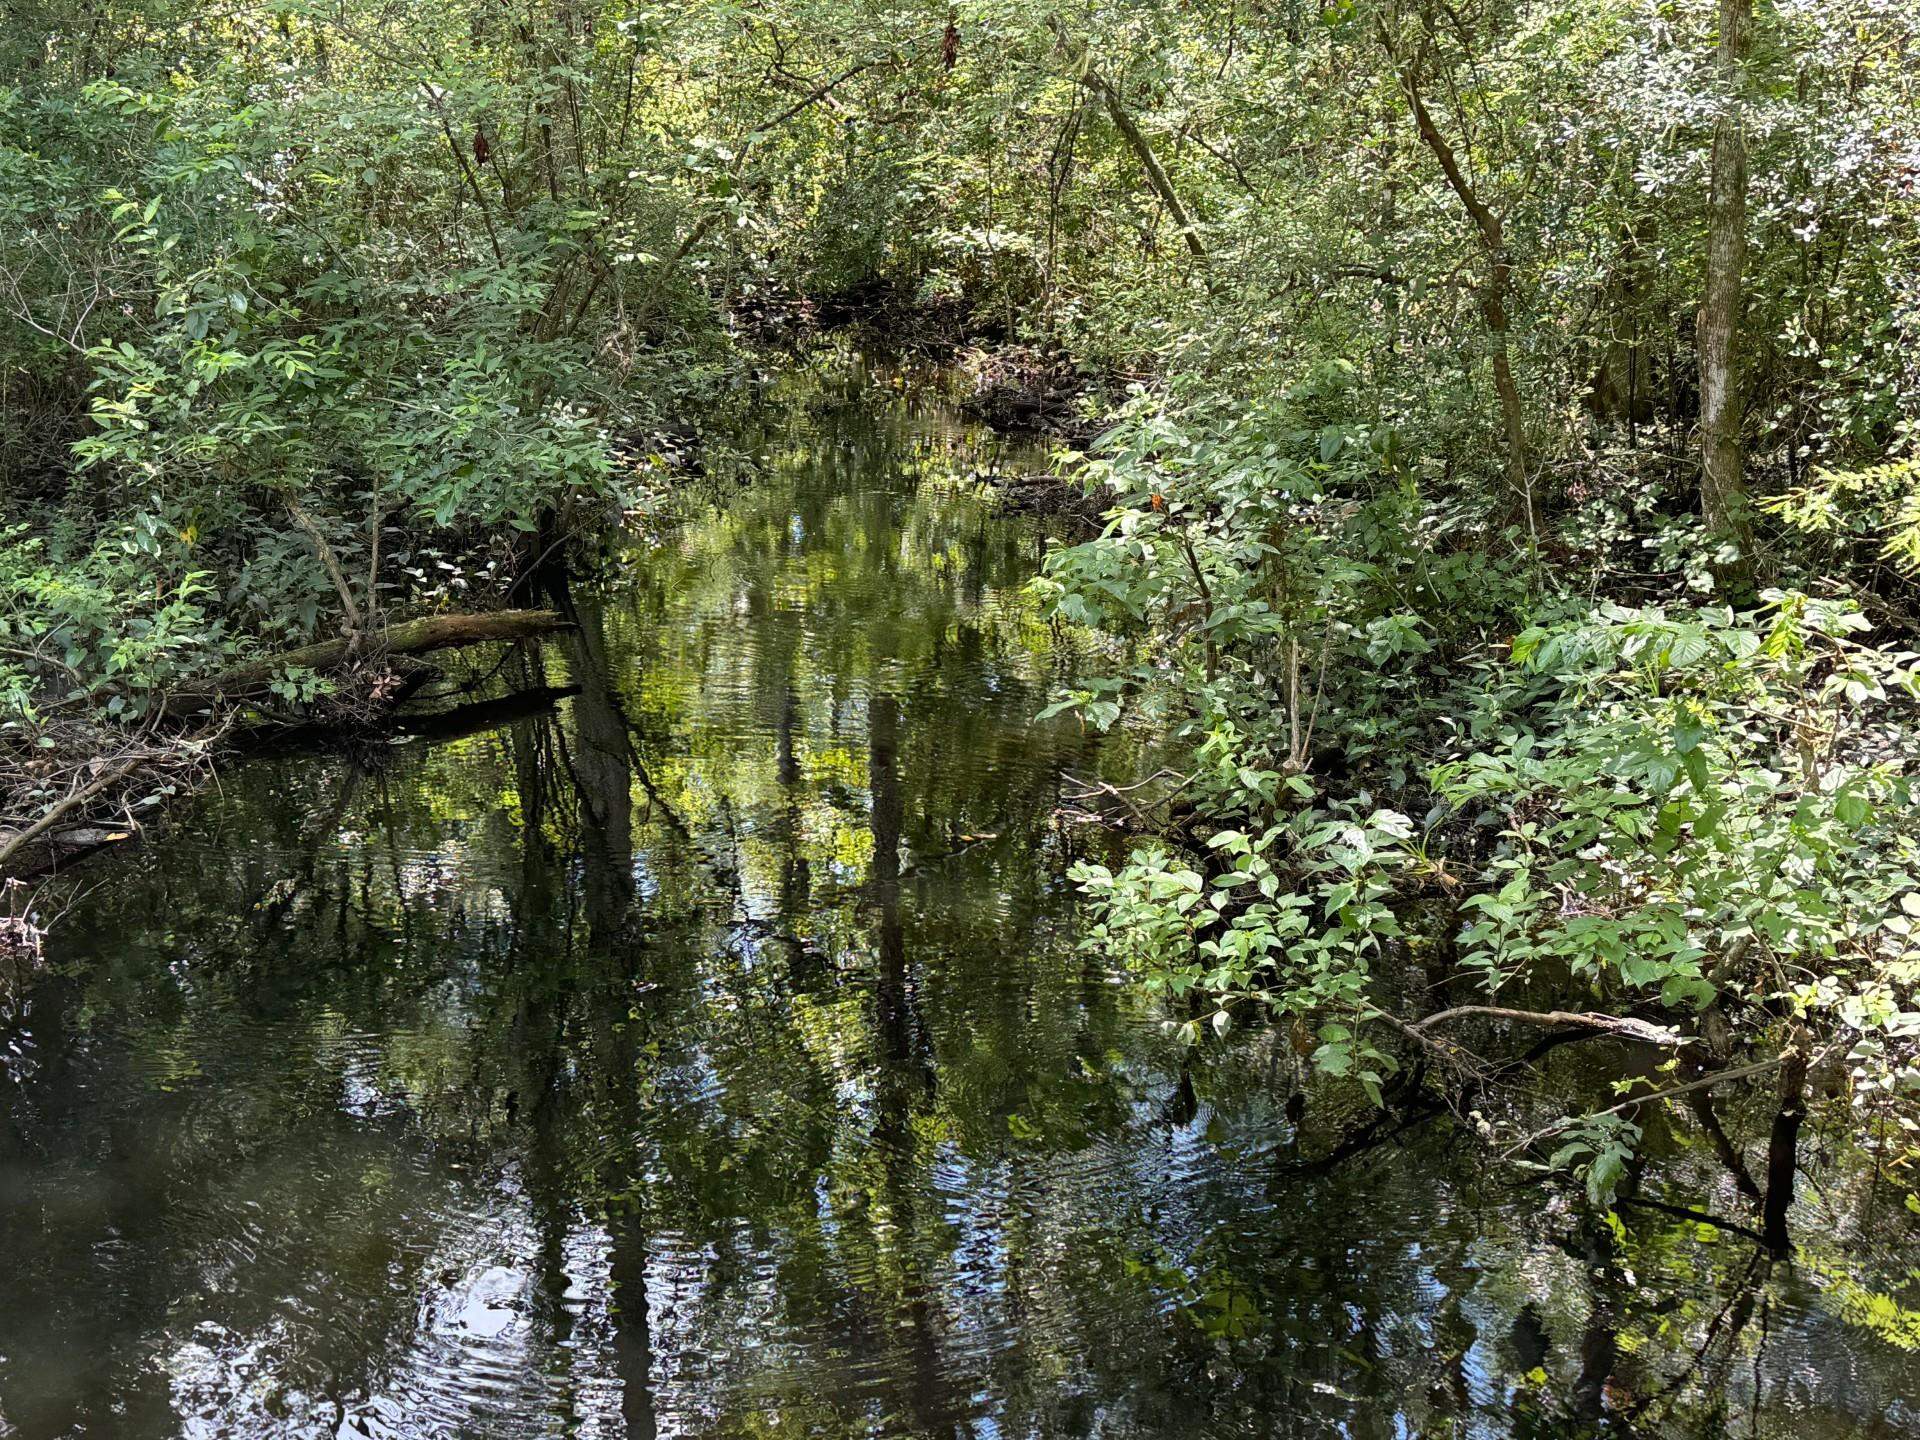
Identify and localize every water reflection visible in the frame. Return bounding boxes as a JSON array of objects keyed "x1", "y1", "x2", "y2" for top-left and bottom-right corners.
[{"x1": 2, "y1": 369, "x2": 1917, "y2": 1438}]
